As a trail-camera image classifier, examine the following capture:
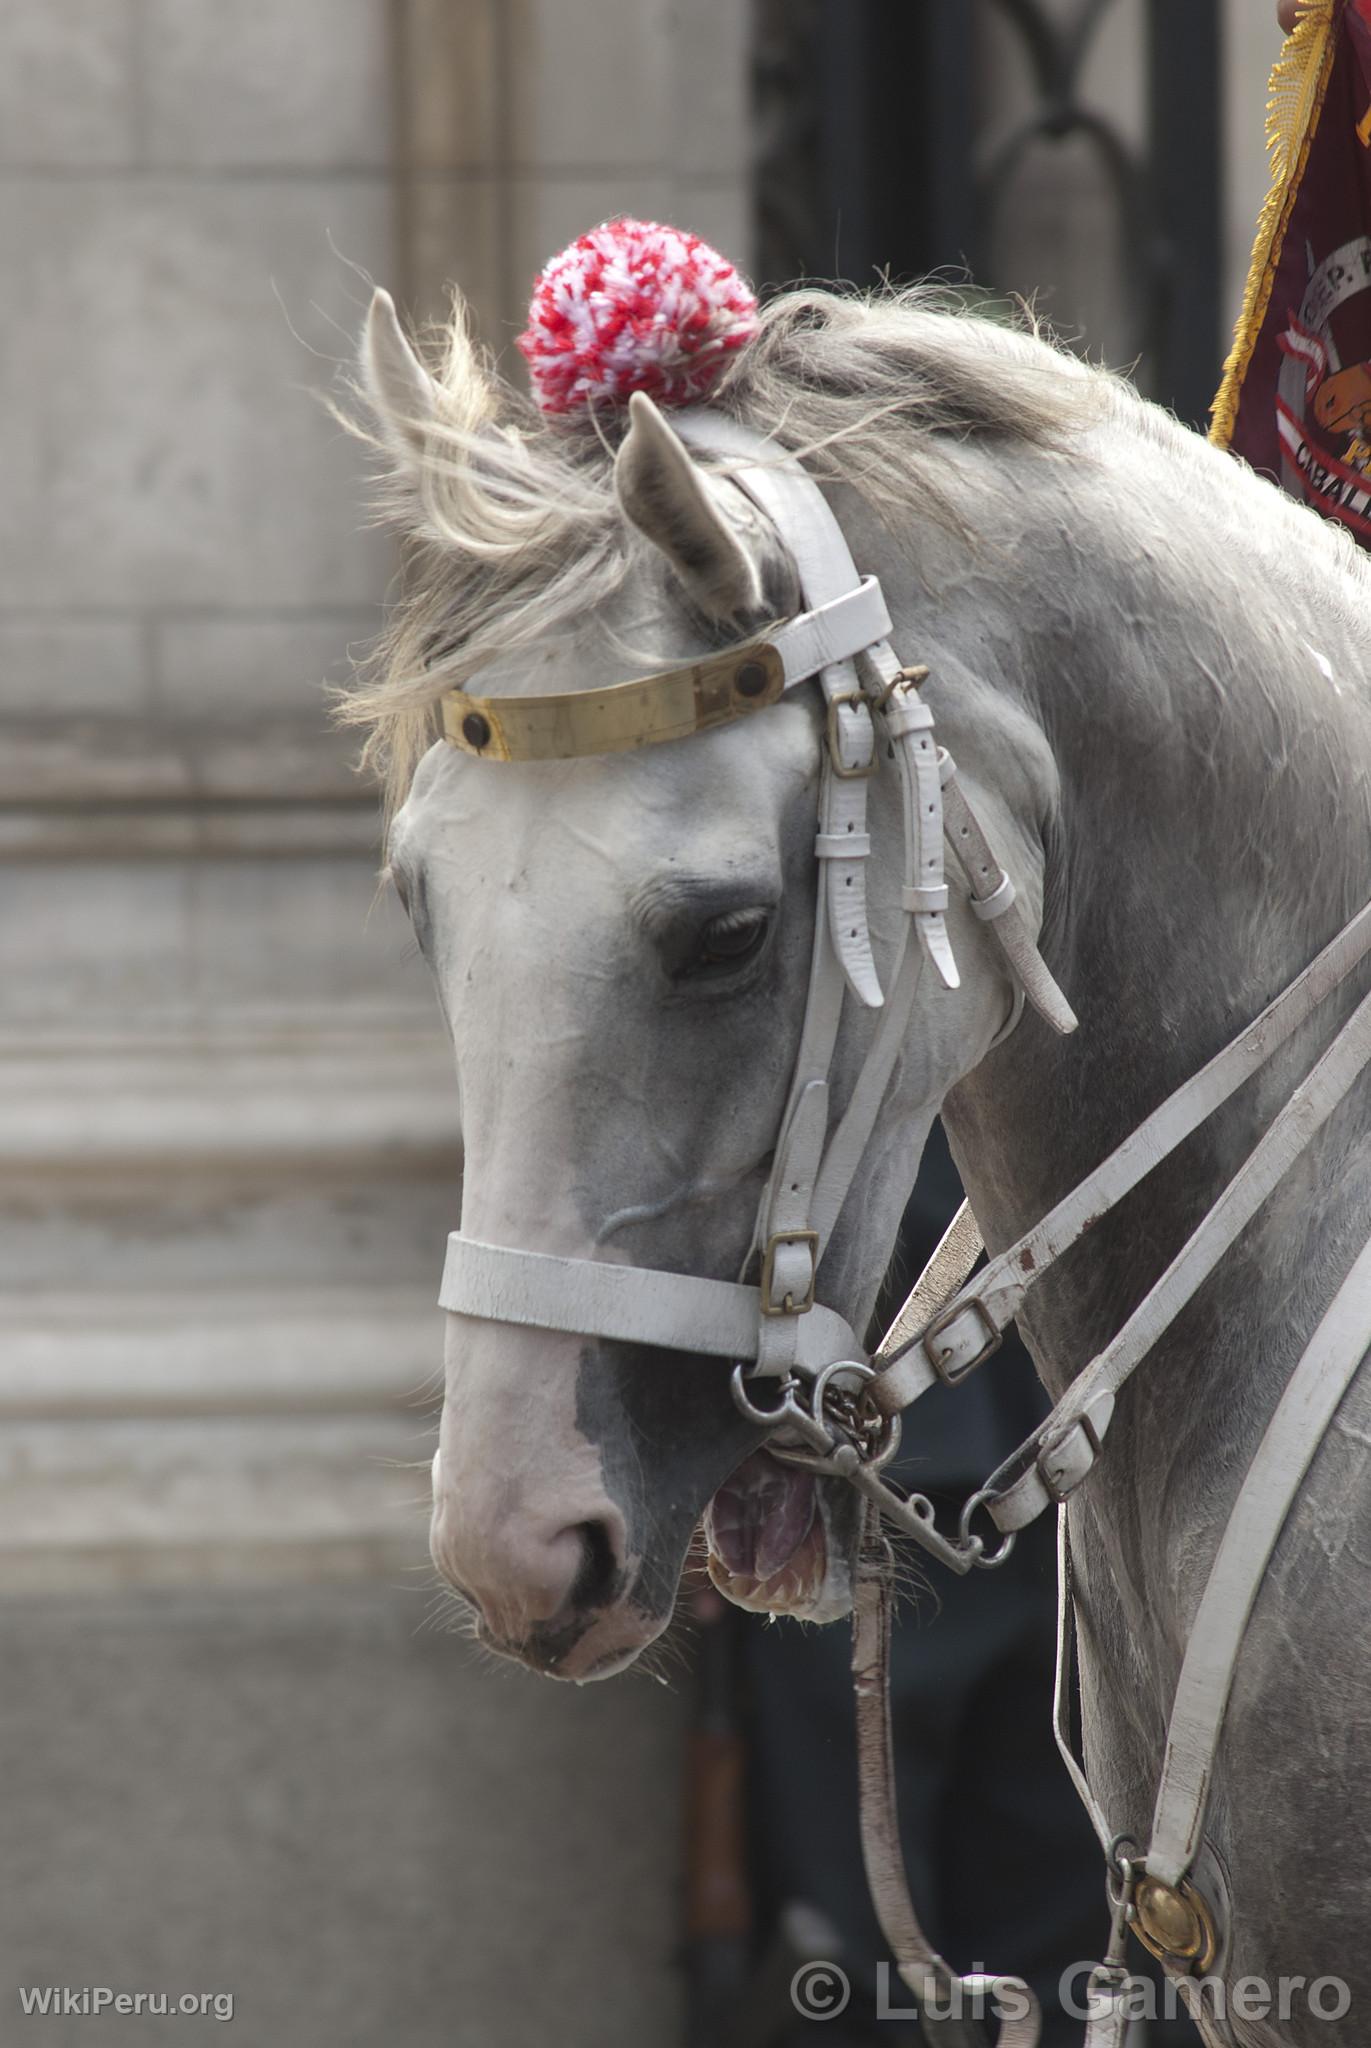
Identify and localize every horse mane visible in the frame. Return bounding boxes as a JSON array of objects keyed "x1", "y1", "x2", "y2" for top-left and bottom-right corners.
[{"x1": 336, "y1": 283, "x2": 1357, "y2": 812}]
